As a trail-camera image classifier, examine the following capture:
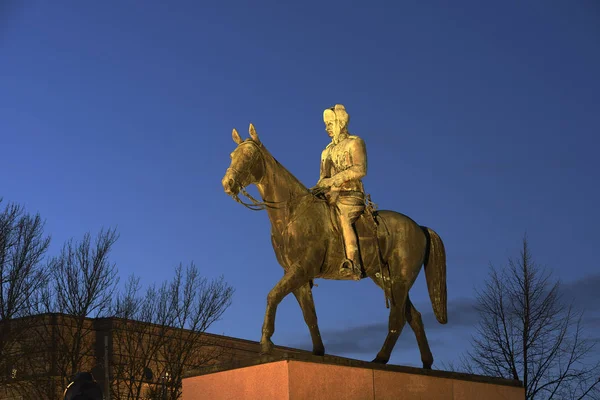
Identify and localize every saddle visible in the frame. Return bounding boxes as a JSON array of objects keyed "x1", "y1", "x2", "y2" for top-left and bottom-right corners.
[
  {"x1": 306, "y1": 190, "x2": 393, "y2": 307},
  {"x1": 321, "y1": 193, "x2": 388, "y2": 280},
  {"x1": 355, "y1": 195, "x2": 386, "y2": 271}
]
